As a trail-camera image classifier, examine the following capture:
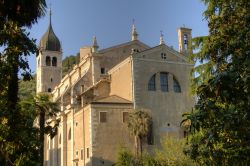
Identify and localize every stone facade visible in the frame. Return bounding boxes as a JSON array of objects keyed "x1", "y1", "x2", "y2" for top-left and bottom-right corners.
[{"x1": 37, "y1": 20, "x2": 194, "y2": 166}]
